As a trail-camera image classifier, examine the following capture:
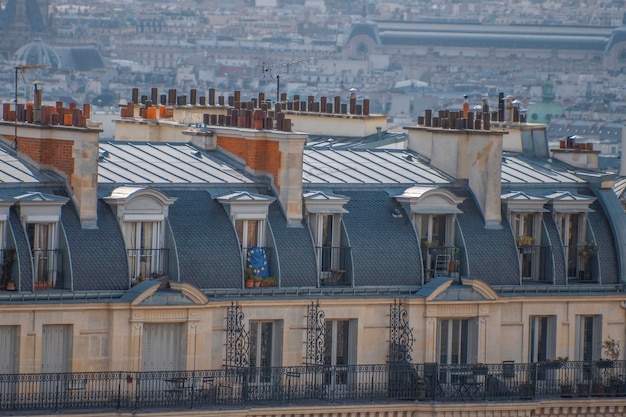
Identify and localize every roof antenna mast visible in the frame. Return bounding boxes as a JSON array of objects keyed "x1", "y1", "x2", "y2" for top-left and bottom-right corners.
[
  {"x1": 261, "y1": 57, "x2": 313, "y2": 103},
  {"x1": 13, "y1": 64, "x2": 49, "y2": 150}
]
